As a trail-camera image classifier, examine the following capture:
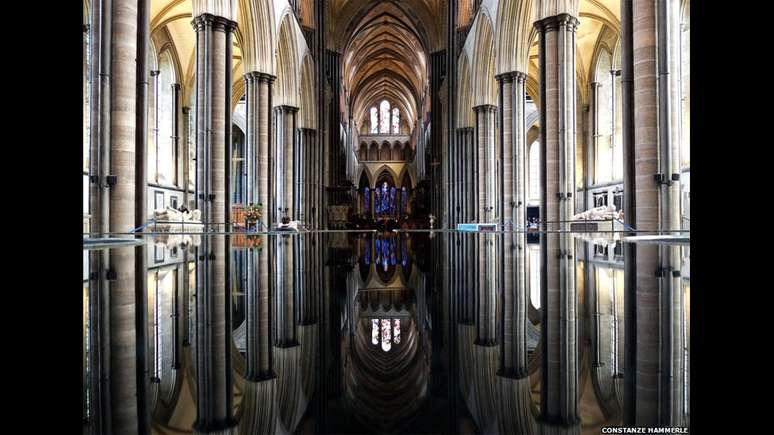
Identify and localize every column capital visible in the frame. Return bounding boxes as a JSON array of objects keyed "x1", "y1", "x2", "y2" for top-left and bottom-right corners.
[
  {"x1": 171, "y1": 83, "x2": 181, "y2": 91},
  {"x1": 182, "y1": 106, "x2": 191, "y2": 114},
  {"x1": 244, "y1": 71, "x2": 256, "y2": 83},
  {"x1": 495, "y1": 72, "x2": 514, "y2": 83},
  {"x1": 275, "y1": 105, "x2": 299, "y2": 114},
  {"x1": 150, "y1": 70, "x2": 160, "y2": 77},
  {"x1": 257, "y1": 72, "x2": 277, "y2": 84},
  {"x1": 513, "y1": 71, "x2": 528, "y2": 82},
  {"x1": 473, "y1": 104, "x2": 497, "y2": 114},
  {"x1": 192, "y1": 13, "x2": 237, "y2": 33},
  {"x1": 590, "y1": 81, "x2": 601, "y2": 88},
  {"x1": 534, "y1": 13, "x2": 580, "y2": 33}
]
